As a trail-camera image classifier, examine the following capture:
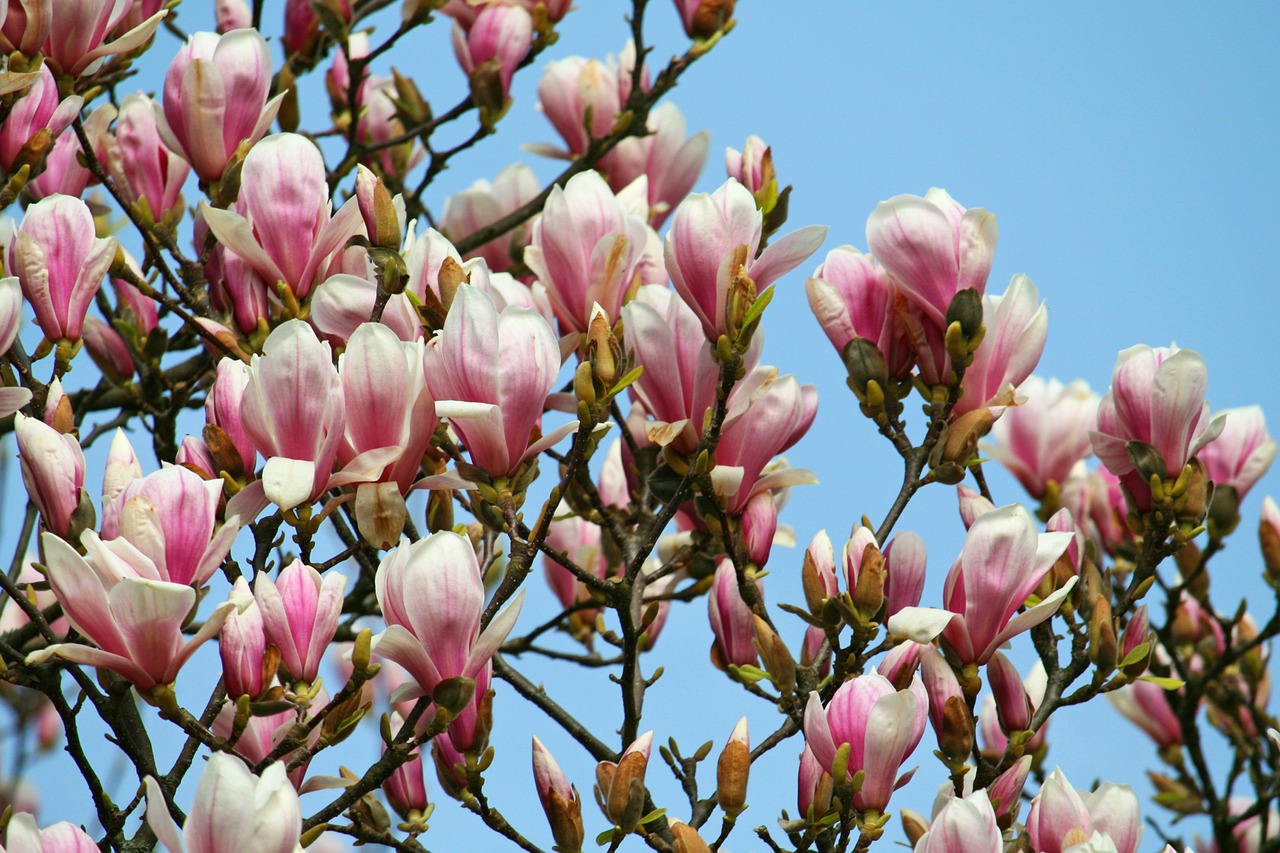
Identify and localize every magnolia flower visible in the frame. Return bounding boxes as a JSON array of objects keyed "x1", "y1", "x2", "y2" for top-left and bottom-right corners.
[
  {"x1": 2, "y1": 813, "x2": 98, "y2": 853},
  {"x1": 913, "y1": 791, "x2": 1002, "y2": 853},
  {"x1": 986, "y1": 376, "x2": 1100, "y2": 500},
  {"x1": 1026, "y1": 768, "x2": 1142, "y2": 853},
  {"x1": 145, "y1": 753, "x2": 302, "y2": 853},
  {"x1": 255, "y1": 560, "x2": 346, "y2": 684},
  {"x1": 1197, "y1": 405, "x2": 1276, "y2": 500},
  {"x1": 15, "y1": 413, "x2": 87, "y2": 540},
  {"x1": 805, "y1": 245, "x2": 915, "y2": 380}
]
